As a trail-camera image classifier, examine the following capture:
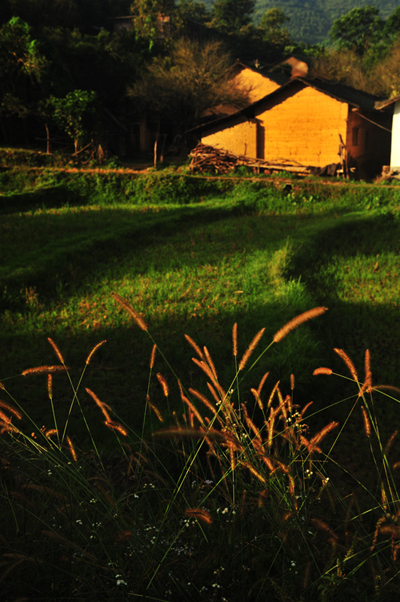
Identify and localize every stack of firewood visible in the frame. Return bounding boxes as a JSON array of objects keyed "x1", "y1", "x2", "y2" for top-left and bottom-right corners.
[{"x1": 189, "y1": 143, "x2": 242, "y2": 174}]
